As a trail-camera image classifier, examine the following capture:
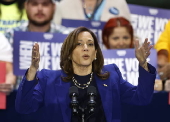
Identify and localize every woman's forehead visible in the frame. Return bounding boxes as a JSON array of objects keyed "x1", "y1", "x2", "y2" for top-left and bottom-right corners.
[{"x1": 77, "y1": 31, "x2": 94, "y2": 39}]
